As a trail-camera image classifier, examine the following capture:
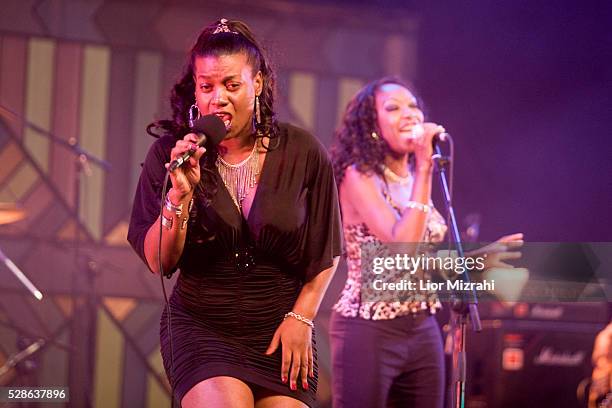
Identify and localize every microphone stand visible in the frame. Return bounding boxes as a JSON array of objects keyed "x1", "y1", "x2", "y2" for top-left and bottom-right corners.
[
  {"x1": 63, "y1": 126, "x2": 110, "y2": 408},
  {"x1": 432, "y1": 141, "x2": 482, "y2": 408},
  {"x1": 0, "y1": 104, "x2": 111, "y2": 170},
  {"x1": 0, "y1": 247, "x2": 42, "y2": 300},
  {"x1": 0, "y1": 103, "x2": 110, "y2": 407},
  {"x1": 0, "y1": 339, "x2": 45, "y2": 378}
]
